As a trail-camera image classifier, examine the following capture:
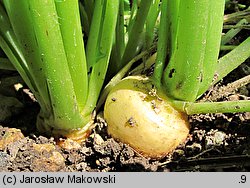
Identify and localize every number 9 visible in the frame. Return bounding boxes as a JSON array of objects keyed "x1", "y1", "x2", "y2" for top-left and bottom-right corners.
[{"x1": 241, "y1": 175, "x2": 246, "y2": 183}]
